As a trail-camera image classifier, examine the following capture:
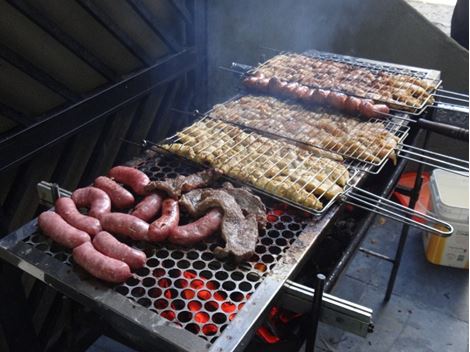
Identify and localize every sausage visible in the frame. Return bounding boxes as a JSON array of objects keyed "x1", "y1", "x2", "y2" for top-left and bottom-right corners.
[
  {"x1": 101, "y1": 213, "x2": 150, "y2": 241},
  {"x1": 73, "y1": 242, "x2": 131, "y2": 283},
  {"x1": 359, "y1": 100, "x2": 377, "y2": 119},
  {"x1": 344, "y1": 96, "x2": 362, "y2": 113},
  {"x1": 295, "y1": 85, "x2": 310, "y2": 100},
  {"x1": 267, "y1": 77, "x2": 287, "y2": 96},
  {"x1": 371, "y1": 104, "x2": 390, "y2": 118},
  {"x1": 131, "y1": 193, "x2": 163, "y2": 222},
  {"x1": 94, "y1": 176, "x2": 135, "y2": 209},
  {"x1": 147, "y1": 199, "x2": 180, "y2": 242},
  {"x1": 71, "y1": 187, "x2": 111, "y2": 220},
  {"x1": 54, "y1": 197, "x2": 102, "y2": 236},
  {"x1": 326, "y1": 92, "x2": 348, "y2": 110},
  {"x1": 38, "y1": 211, "x2": 91, "y2": 249},
  {"x1": 283, "y1": 82, "x2": 300, "y2": 99},
  {"x1": 108, "y1": 166, "x2": 150, "y2": 196},
  {"x1": 92, "y1": 231, "x2": 146, "y2": 270},
  {"x1": 169, "y1": 209, "x2": 223, "y2": 246},
  {"x1": 310, "y1": 89, "x2": 329, "y2": 104}
]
